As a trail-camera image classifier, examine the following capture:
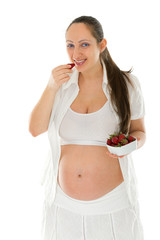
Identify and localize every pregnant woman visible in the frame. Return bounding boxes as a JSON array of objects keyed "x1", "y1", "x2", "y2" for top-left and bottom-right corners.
[{"x1": 29, "y1": 15, "x2": 146, "y2": 240}]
